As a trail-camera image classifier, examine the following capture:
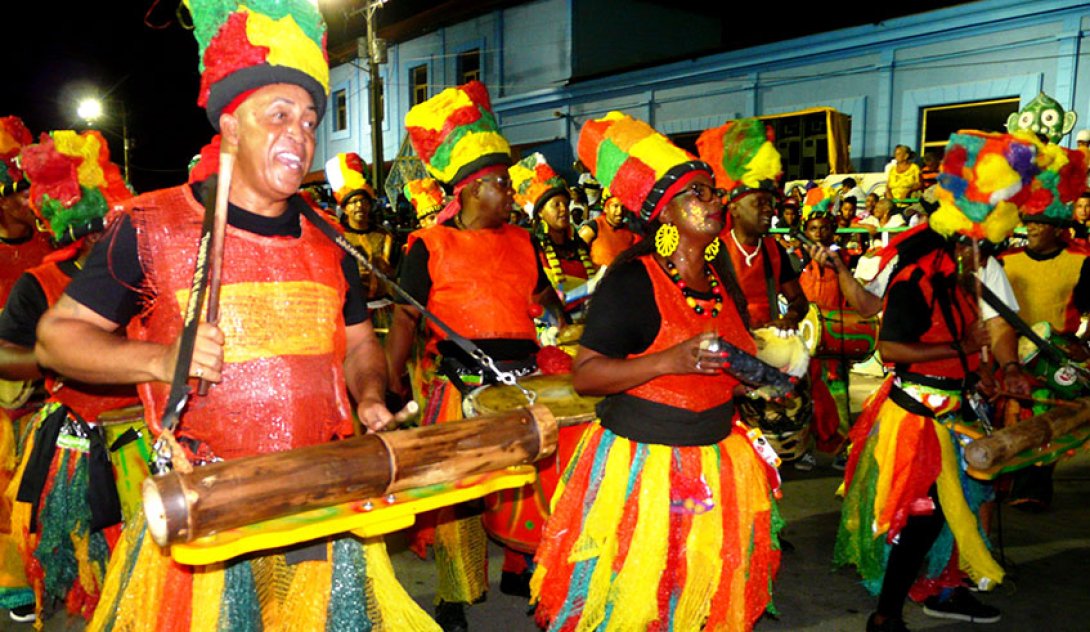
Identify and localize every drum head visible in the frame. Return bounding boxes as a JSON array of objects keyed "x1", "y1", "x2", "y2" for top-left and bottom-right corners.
[
  {"x1": 467, "y1": 374, "x2": 601, "y2": 424},
  {"x1": 798, "y1": 305, "x2": 821, "y2": 355}
]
